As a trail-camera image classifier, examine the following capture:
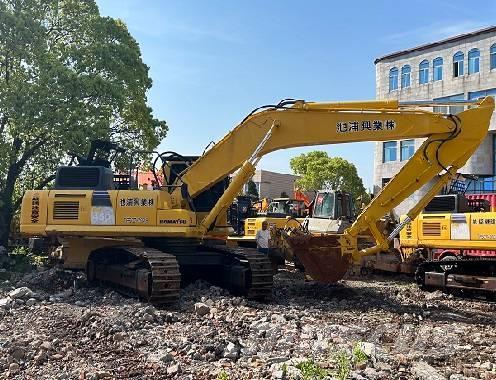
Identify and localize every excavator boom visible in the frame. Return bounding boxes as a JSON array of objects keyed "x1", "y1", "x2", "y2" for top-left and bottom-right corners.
[{"x1": 182, "y1": 97, "x2": 494, "y2": 282}]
